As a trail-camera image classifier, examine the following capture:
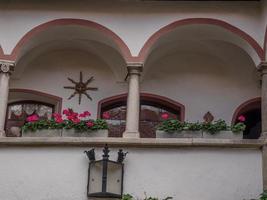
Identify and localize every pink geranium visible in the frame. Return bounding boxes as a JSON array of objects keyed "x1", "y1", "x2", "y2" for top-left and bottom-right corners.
[
  {"x1": 83, "y1": 111, "x2": 91, "y2": 117},
  {"x1": 63, "y1": 109, "x2": 70, "y2": 116},
  {"x1": 72, "y1": 118, "x2": 81, "y2": 124},
  {"x1": 86, "y1": 121, "x2": 94, "y2": 128},
  {"x1": 102, "y1": 112, "x2": 110, "y2": 119},
  {"x1": 55, "y1": 118, "x2": 63, "y2": 123},
  {"x1": 26, "y1": 114, "x2": 39, "y2": 122},
  {"x1": 238, "y1": 115, "x2": 246, "y2": 122},
  {"x1": 161, "y1": 113, "x2": 169, "y2": 120},
  {"x1": 53, "y1": 113, "x2": 62, "y2": 119},
  {"x1": 79, "y1": 113, "x2": 86, "y2": 118}
]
